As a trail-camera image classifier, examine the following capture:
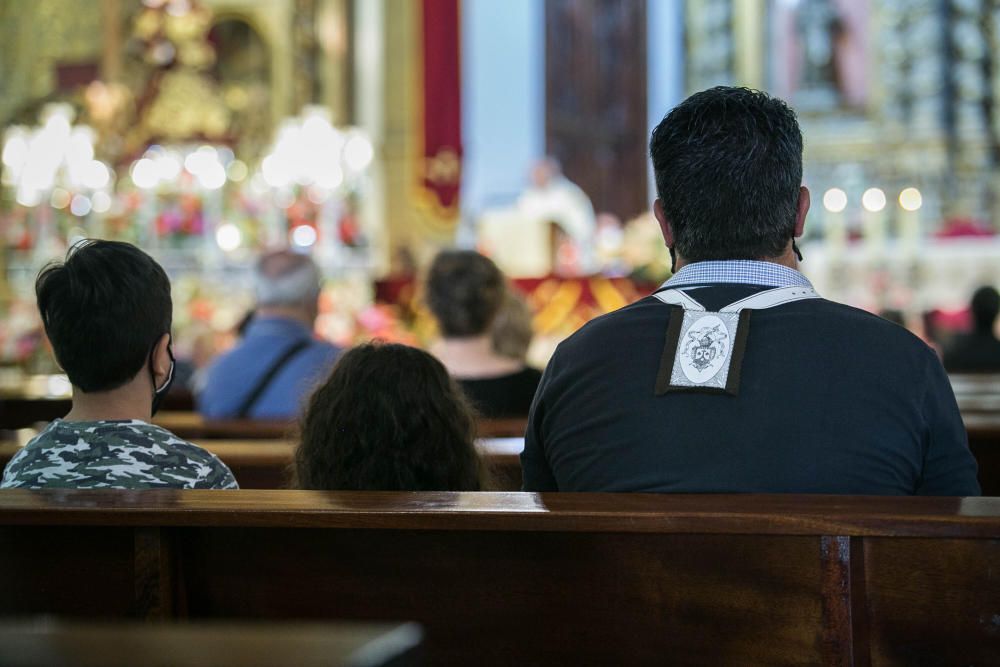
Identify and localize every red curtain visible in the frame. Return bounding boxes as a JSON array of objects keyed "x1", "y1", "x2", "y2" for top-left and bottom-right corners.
[{"x1": 418, "y1": 0, "x2": 462, "y2": 220}]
